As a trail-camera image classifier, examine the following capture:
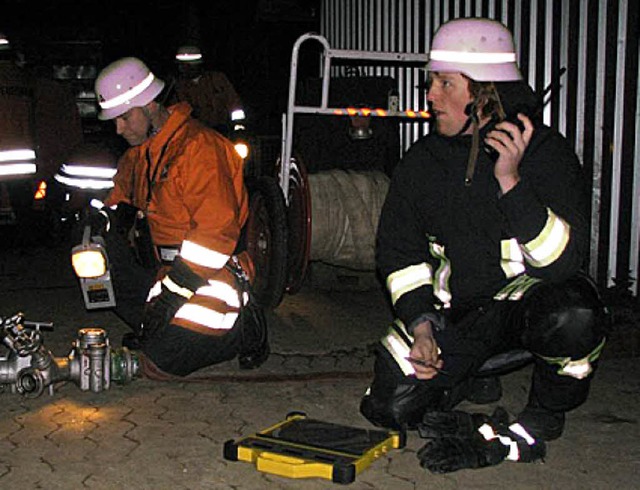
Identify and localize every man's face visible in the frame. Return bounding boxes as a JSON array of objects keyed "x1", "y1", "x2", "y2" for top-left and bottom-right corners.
[
  {"x1": 426, "y1": 72, "x2": 474, "y2": 136},
  {"x1": 114, "y1": 107, "x2": 151, "y2": 146}
]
